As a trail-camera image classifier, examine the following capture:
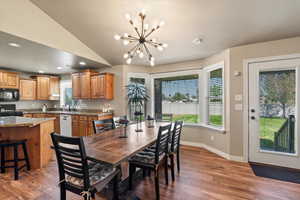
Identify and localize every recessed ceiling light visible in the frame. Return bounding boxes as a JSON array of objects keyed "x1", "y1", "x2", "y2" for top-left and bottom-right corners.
[
  {"x1": 38, "y1": 70, "x2": 44, "y2": 73},
  {"x1": 8, "y1": 43, "x2": 21, "y2": 48},
  {"x1": 79, "y1": 61, "x2": 86, "y2": 66},
  {"x1": 192, "y1": 38, "x2": 203, "y2": 45},
  {"x1": 57, "y1": 67, "x2": 63, "y2": 70}
]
